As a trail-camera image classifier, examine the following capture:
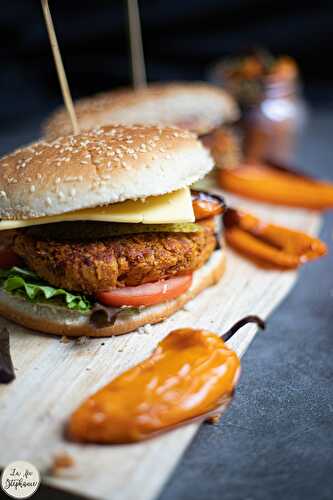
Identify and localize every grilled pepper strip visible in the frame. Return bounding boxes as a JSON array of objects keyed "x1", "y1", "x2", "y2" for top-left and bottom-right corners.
[
  {"x1": 191, "y1": 190, "x2": 226, "y2": 220},
  {"x1": 224, "y1": 208, "x2": 327, "y2": 268},
  {"x1": 218, "y1": 163, "x2": 333, "y2": 210},
  {"x1": 68, "y1": 317, "x2": 264, "y2": 444}
]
